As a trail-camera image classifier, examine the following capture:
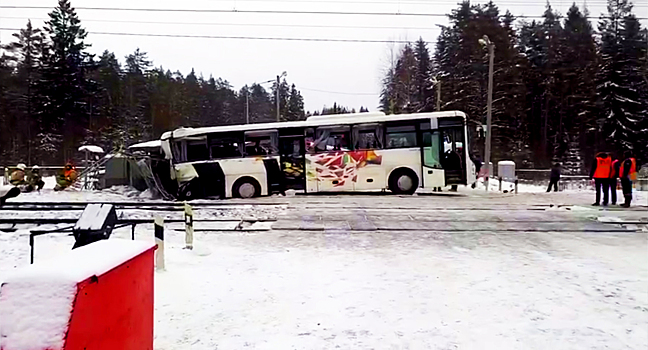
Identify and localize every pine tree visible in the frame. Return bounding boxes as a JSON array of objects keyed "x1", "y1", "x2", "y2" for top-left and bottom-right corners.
[
  {"x1": 2, "y1": 20, "x2": 44, "y2": 164},
  {"x1": 34, "y1": 0, "x2": 93, "y2": 163},
  {"x1": 286, "y1": 84, "x2": 305, "y2": 121},
  {"x1": 270, "y1": 78, "x2": 290, "y2": 121},
  {"x1": 434, "y1": 1, "x2": 527, "y2": 163},
  {"x1": 413, "y1": 38, "x2": 434, "y2": 111},
  {"x1": 0, "y1": 53, "x2": 14, "y2": 164},
  {"x1": 248, "y1": 83, "x2": 273, "y2": 123},
  {"x1": 124, "y1": 48, "x2": 152, "y2": 141},
  {"x1": 557, "y1": 4, "x2": 598, "y2": 173},
  {"x1": 597, "y1": 0, "x2": 648, "y2": 161},
  {"x1": 93, "y1": 50, "x2": 125, "y2": 148}
]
